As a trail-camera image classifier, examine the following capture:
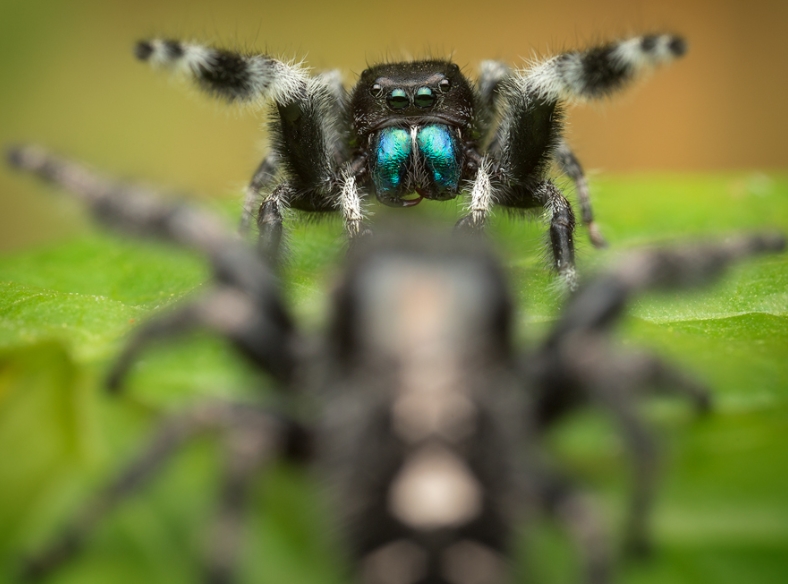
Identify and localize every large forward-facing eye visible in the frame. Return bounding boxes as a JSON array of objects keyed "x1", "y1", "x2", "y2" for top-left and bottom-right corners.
[
  {"x1": 414, "y1": 87, "x2": 435, "y2": 108},
  {"x1": 387, "y1": 88, "x2": 410, "y2": 110}
]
